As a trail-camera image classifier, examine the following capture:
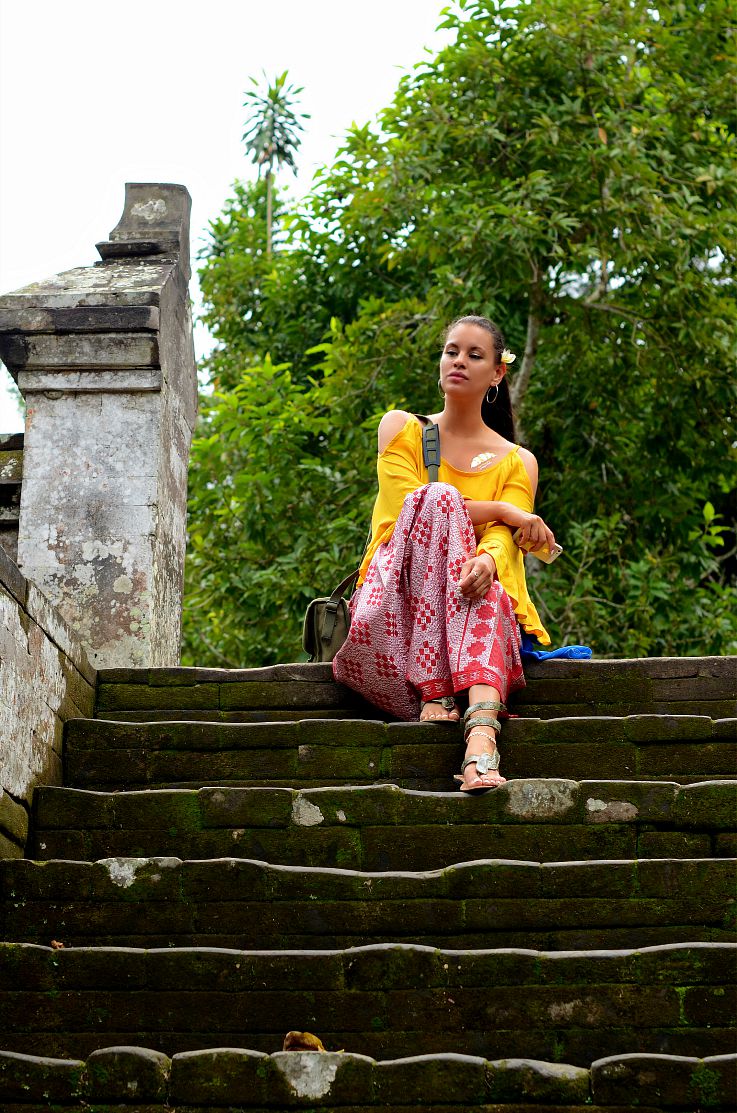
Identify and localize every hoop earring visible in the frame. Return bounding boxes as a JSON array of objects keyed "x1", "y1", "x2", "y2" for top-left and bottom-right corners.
[
  {"x1": 485, "y1": 383, "x2": 499, "y2": 405},
  {"x1": 438, "y1": 378, "x2": 445, "y2": 395}
]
